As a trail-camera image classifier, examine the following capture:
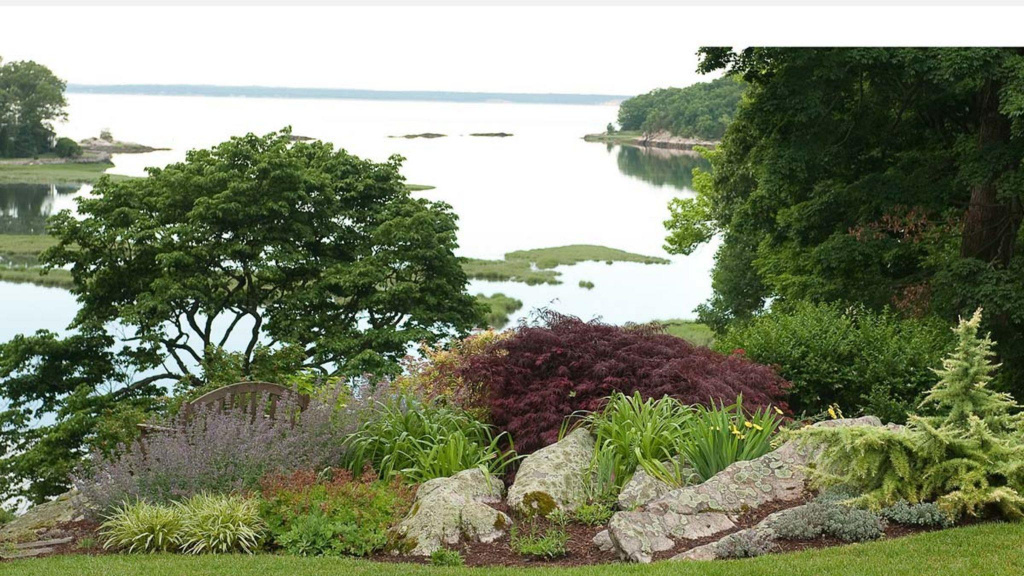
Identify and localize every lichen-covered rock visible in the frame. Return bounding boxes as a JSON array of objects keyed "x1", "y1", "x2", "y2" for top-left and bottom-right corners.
[
  {"x1": 607, "y1": 416, "x2": 883, "y2": 563},
  {"x1": 0, "y1": 491, "x2": 86, "y2": 543},
  {"x1": 388, "y1": 468, "x2": 510, "y2": 556},
  {"x1": 593, "y1": 529, "x2": 615, "y2": 552},
  {"x1": 507, "y1": 428, "x2": 594, "y2": 515},
  {"x1": 617, "y1": 464, "x2": 695, "y2": 510}
]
